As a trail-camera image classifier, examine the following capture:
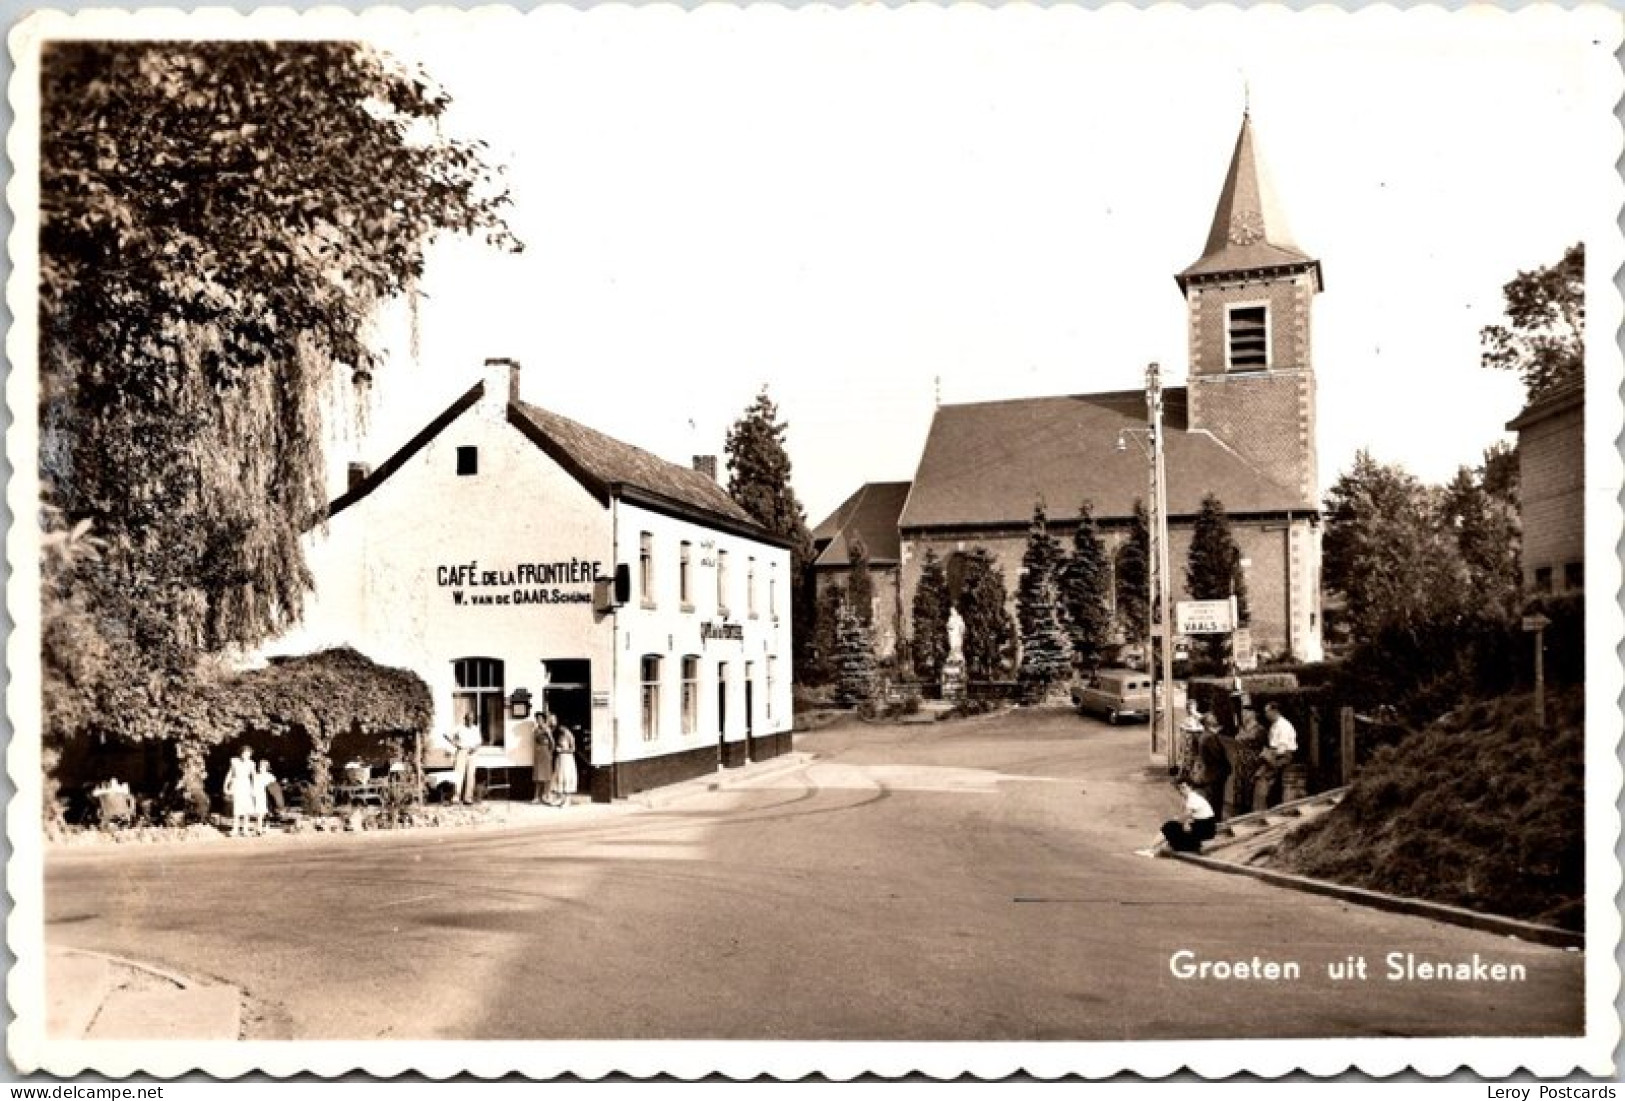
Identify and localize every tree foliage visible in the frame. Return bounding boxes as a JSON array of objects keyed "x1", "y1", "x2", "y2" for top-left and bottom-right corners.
[
  {"x1": 1322, "y1": 452, "x2": 1472, "y2": 644},
  {"x1": 1184, "y1": 494, "x2": 1249, "y2": 669},
  {"x1": 40, "y1": 42, "x2": 518, "y2": 744},
  {"x1": 724, "y1": 387, "x2": 817, "y2": 677},
  {"x1": 846, "y1": 538, "x2": 875, "y2": 627},
  {"x1": 1481, "y1": 241, "x2": 1584, "y2": 402},
  {"x1": 1114, "y1": 499, "x2": 1151, "y2": 646},
  {"x1": 1015, "y1": 503, "x2": 1071, "y2": 696},
  {"x1": 911, "y1": 548, "x2": 951, "y2": 682},
  {"x1": 957, "y1": 548, "x2": 1015, "y2": 681},
  {"x1": 1440, "y1": 457, "x2": 1522, "y2": 622},
  {"x1": 833, "y1": 602, "x2": 878, "y2": 708},
  {"x1": 1060, "y1": 500, "x2": 1114, "y2": 673}
]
